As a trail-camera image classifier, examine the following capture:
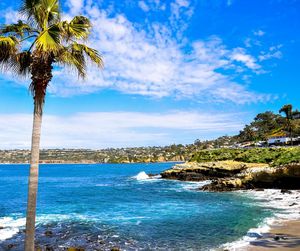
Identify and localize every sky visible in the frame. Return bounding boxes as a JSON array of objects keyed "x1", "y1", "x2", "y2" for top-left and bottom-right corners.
[{"x1": 0, "y1": 0, "x2": 299, "y2": 149}]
